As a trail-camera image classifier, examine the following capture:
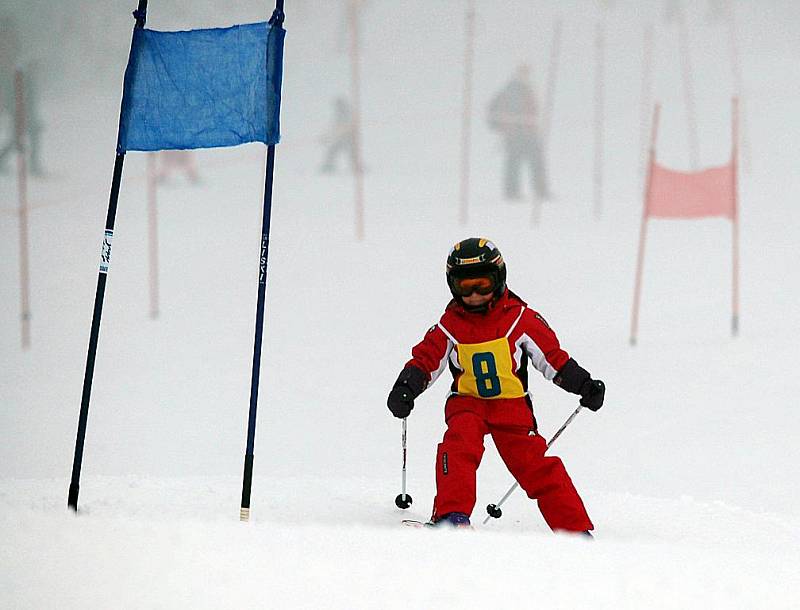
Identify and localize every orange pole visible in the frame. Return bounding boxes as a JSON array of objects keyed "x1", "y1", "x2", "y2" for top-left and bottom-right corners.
[
  {"x1": 630, "y1": 104, "x2": 660, "y2": 346},
  {"x1": 541, "y1": 19, "x2": 562, "y2": 151},
  {"x1": 731, "y1": 97, "x2": 740, "y2": 336},
  {"x1": 459, "y1": 0, "x2": 475, "y2": 225},
  {"x1": 593, "y1": 21, "x2": 605, "y2": 219},
  {"x1": 727, "y1": 2, "x2": 749, "y2": 172},
  {"x1": 15, "y1": 70, "x2": 31, "y2": 349},
  {"x1": 348, "y1": 1, "x2": 365, "y2": 240},
  {"x1": 147, "y1": 154, "x2": 159, "y2": 319},
  {"x1": 532, "y1": 18, "x2": 562, "y2": 227}
]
